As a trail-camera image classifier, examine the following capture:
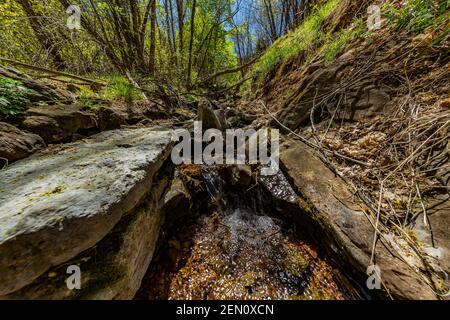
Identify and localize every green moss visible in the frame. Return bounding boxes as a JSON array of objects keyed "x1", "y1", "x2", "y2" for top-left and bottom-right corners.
[
  {"x1": 436, "y1": 275, "x2": 449, "y2": 294},
  {"x1": 40, "y1": 183, "x2": 67, "y2": 197},
  {"x1": 75, "y1": 85, "x2": 98, "y2": 108}
]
